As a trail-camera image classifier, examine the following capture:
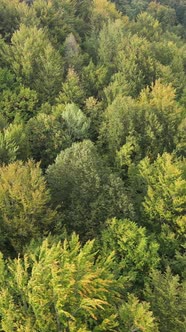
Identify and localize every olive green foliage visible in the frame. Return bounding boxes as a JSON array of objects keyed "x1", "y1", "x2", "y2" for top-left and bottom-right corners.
[
  {"x1": 0, "y1": 0, "x2": 20, "y2": 42},
  {"x1": 26, "y1": 111, "x2": 68, "y2": 169},
  {"x1": 0, "y1": 85, "x2": 38, "y2": 121},
  {"x1": 84, "y1": 97, "x2": 103, "y2": 140},
  {"x1": 47, "y1": 140, "x2": 134, "y2": 239},
  {"x1": 145, "y1": 268, "x2": 186, "y2": 332},
  {"x1": 0, "y1": 122, "x2": 28, "y2": 164},
  {"x1": 0, "y1": 0, "x2": 185, "y2": 330},
  {"x1": 0, "y1": 160, "x2": 56, "y2": 255},
  {"x1": 56, "y1": 68, "x2": 85, "y2": 106},
  {"x1": 147, "y1": 2, "x2": 177, "y2": 31},
  {"x1": 0, "y1": 68, "x2": 18, "y2": 92},
  {"x1": 0, "y1": 234, "x2": 161, "y2": 332}
]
